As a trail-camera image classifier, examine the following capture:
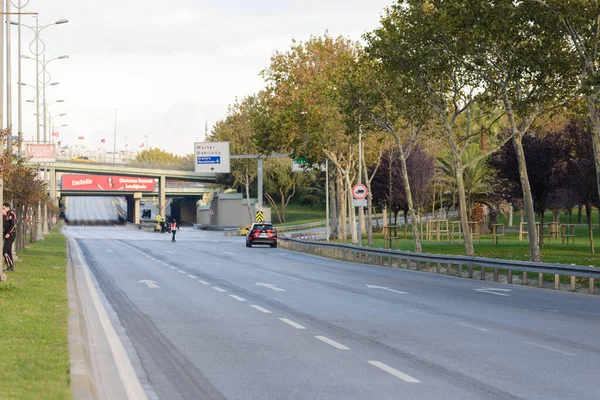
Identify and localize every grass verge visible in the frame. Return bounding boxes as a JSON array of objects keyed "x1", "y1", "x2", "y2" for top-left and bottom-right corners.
[{"x1": 0, "y1": 229, "x2": 72, "y2": 400}]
